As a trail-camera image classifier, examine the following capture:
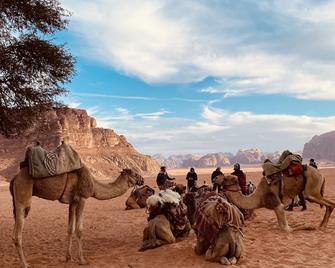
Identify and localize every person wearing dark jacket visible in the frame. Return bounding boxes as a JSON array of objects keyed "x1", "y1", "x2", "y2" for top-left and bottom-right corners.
[
  {"x1": 156, "y1": 166, "x2": 175, "y2": 190},
  {"x1": 231, "y1": 163, "x2": 247, "y2": 195},
  {"x1": 186, "y1": 168, "x2": 198, "y2": 192},
  {"x1": 309, "y1": 159, "x2": 318, "y2": 169},
  {"x1": 211, "y1": 167, "x2": 223, "y2": 192}
]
